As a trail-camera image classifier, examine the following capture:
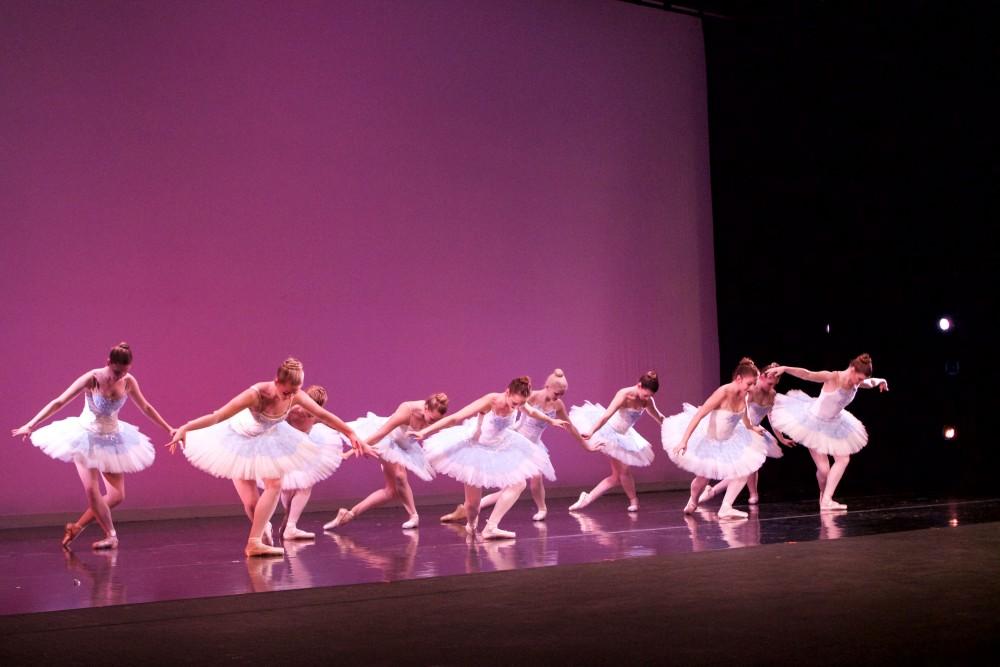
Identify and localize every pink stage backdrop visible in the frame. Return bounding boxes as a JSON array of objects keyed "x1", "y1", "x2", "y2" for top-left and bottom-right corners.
[{"x1": 0, "y1": 0, "x2": 717, "y2": 518}]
